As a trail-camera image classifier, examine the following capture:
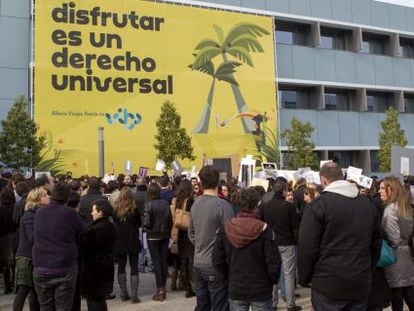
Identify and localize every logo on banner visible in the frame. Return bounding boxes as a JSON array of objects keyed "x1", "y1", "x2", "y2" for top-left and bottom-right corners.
[{"x1": 105, "y1": 108, "x2": 142, "y2": 130}]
